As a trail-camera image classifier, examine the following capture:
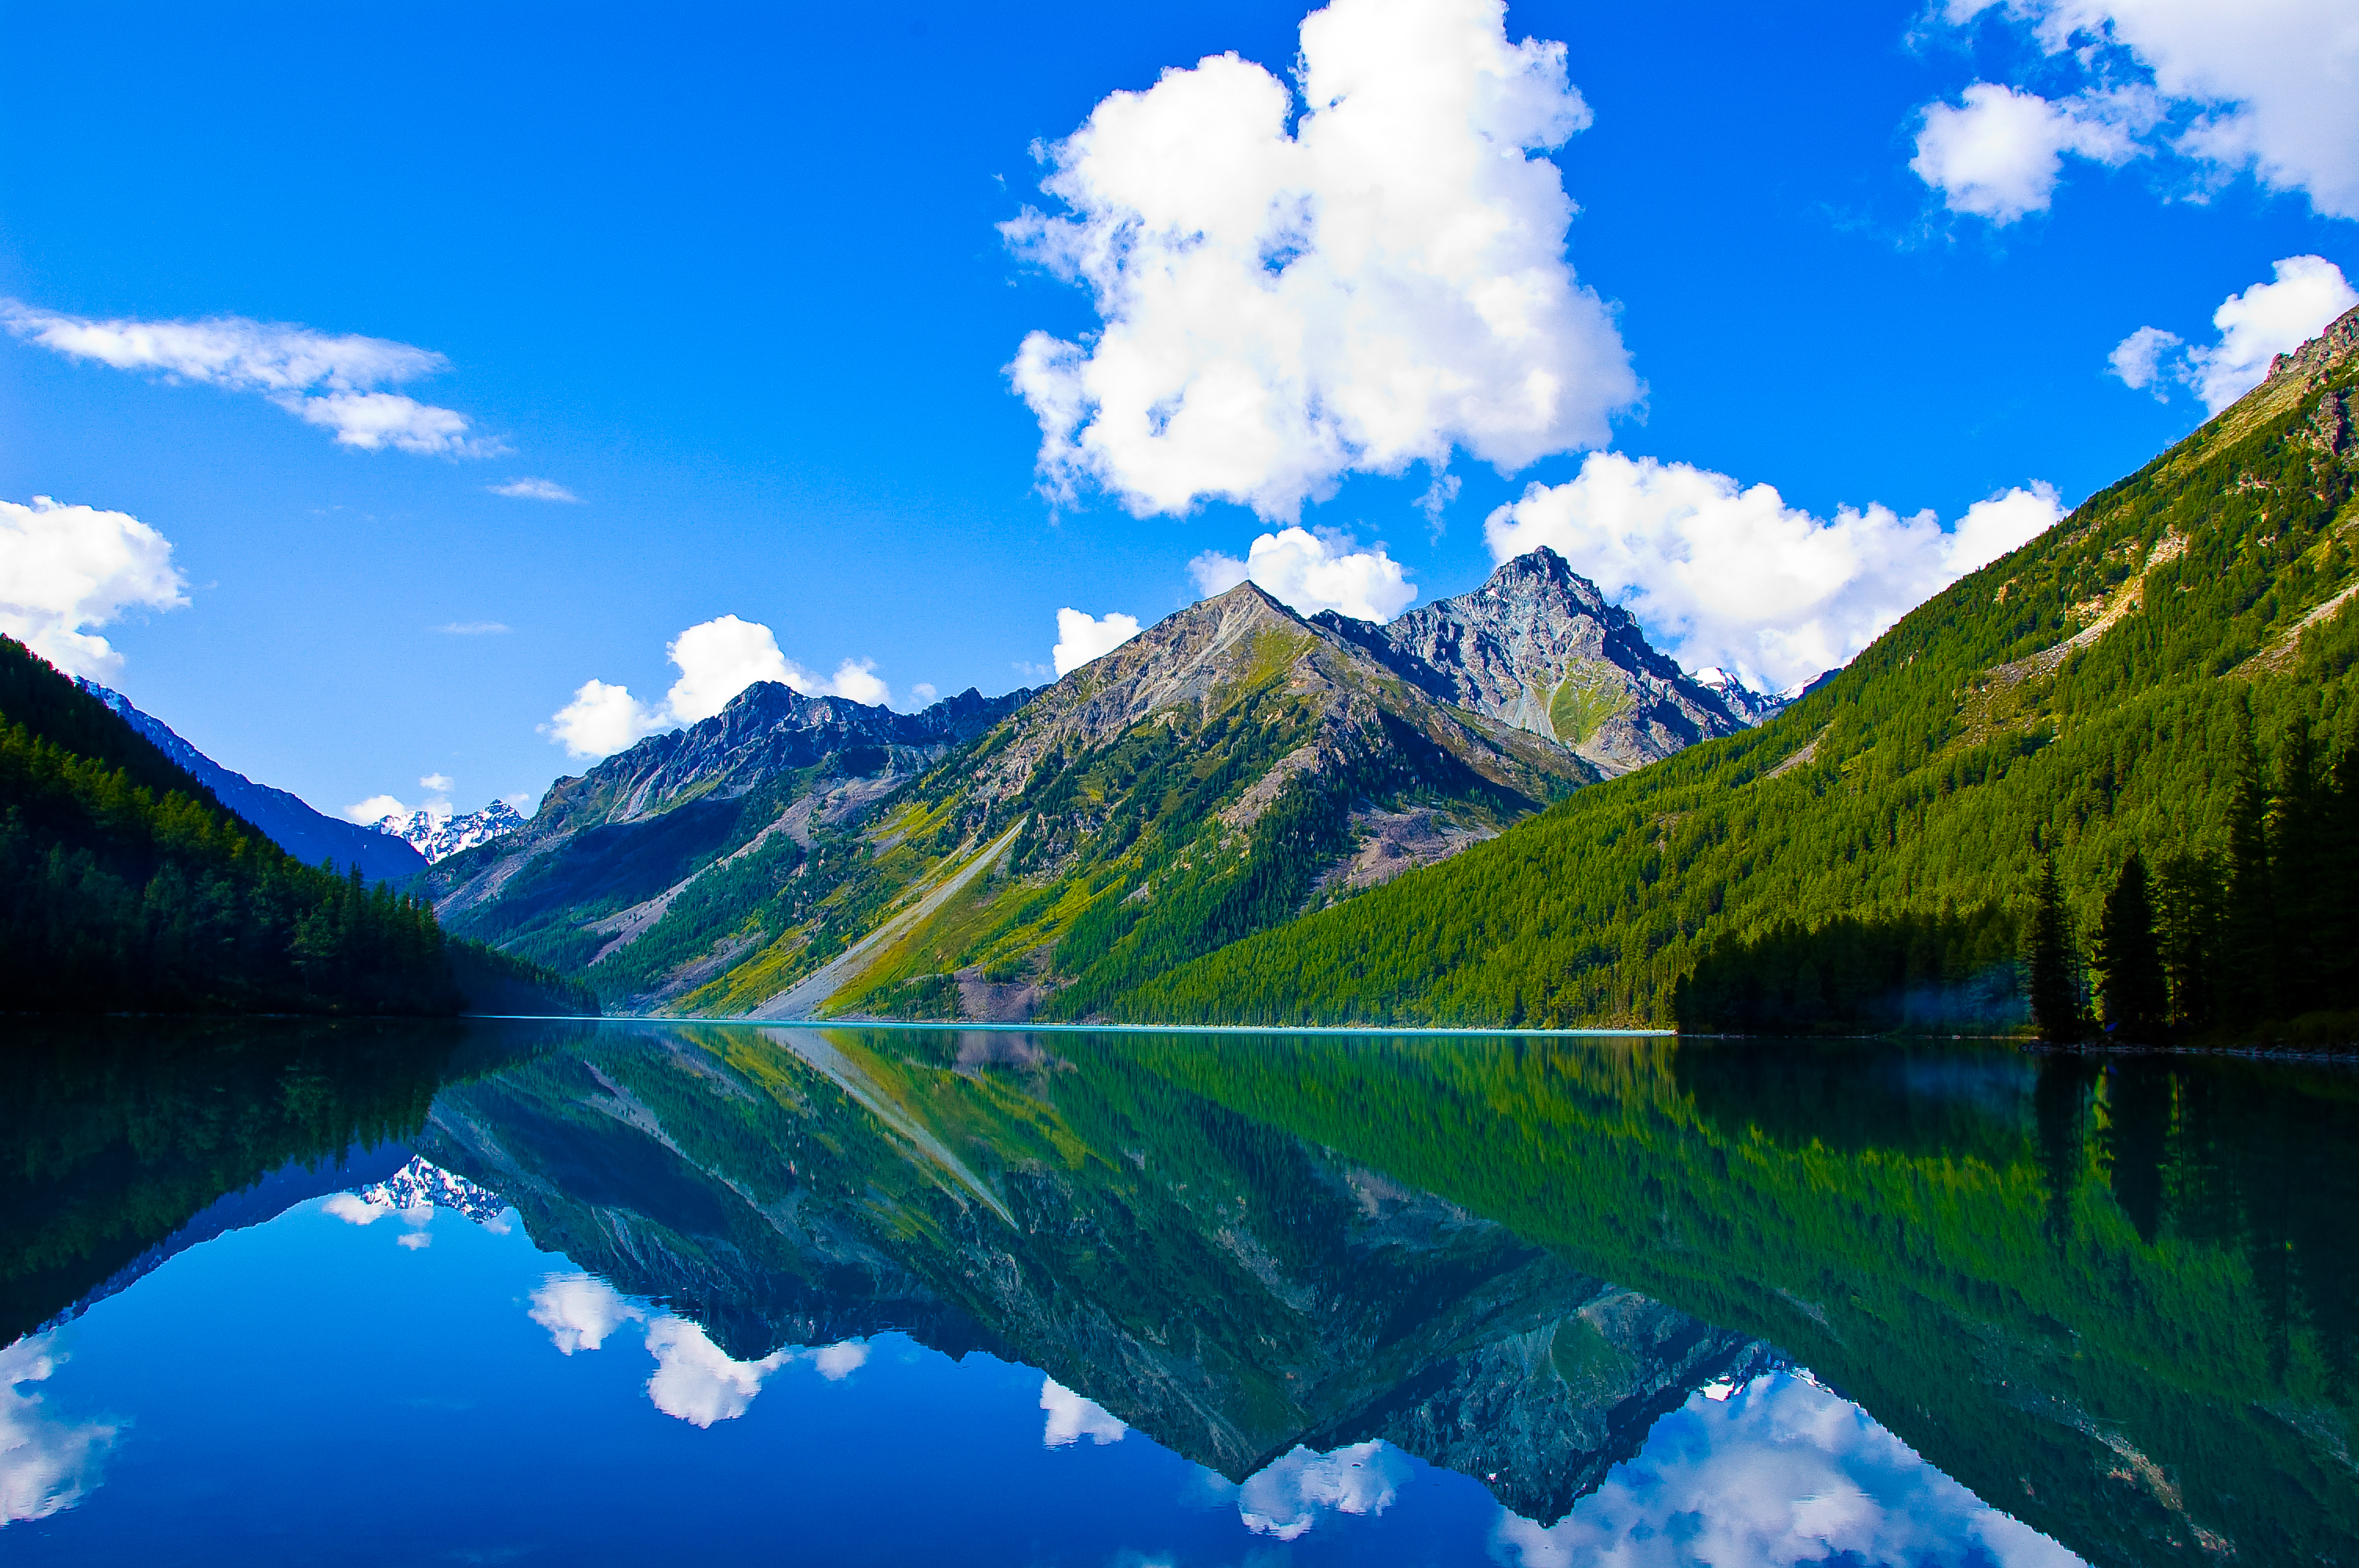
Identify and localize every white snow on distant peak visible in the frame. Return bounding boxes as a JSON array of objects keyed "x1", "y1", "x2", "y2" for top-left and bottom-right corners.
[{"x1": 373, "y1": 800, "x2": 526, "y2": 862}]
